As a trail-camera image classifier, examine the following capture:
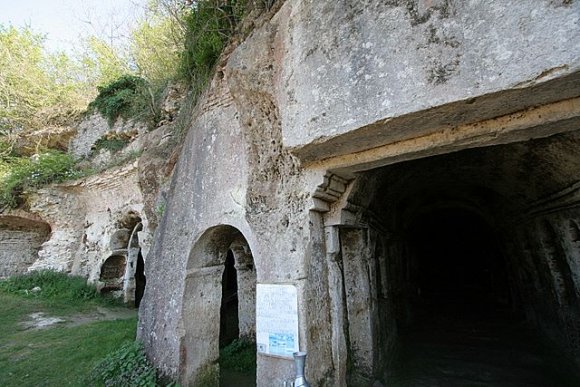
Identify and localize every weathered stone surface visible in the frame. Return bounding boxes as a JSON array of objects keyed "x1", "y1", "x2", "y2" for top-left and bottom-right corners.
[
  {"x1": 0, "y1": 212, "x2": 51, "y2": 278},
  {"x1": 28, "y1": 162, "x2": 150, "y2": 284},
  {"x1": 274, "y1": 0, "x2": 580, "y2": 160},
  {"x1": 136, "y1": 124, "x2": 179, "y2": 230},
  {"x1": 137, "y1": 77, "x2": 256, "y2": 382},
  {"x1": 69, "y1": 113, "x2": 148, "y2": 158},
  {"x1": 137, "y1": 1, "x2": 580, "y2": 385}
]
